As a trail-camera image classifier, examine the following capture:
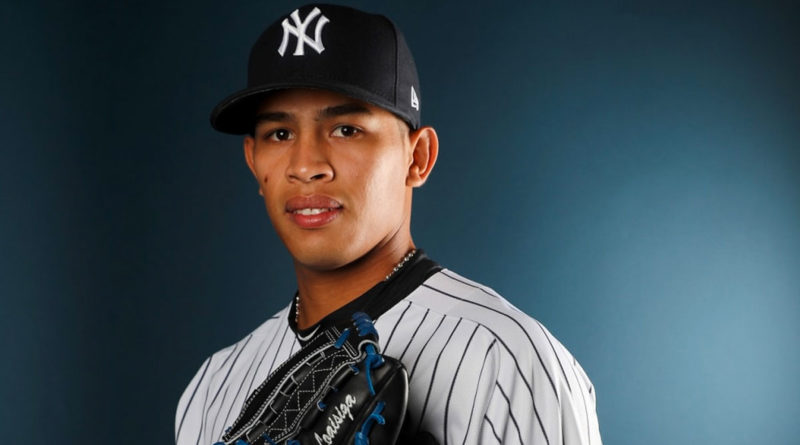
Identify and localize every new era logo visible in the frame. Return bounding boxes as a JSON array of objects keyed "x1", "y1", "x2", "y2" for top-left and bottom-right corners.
[
  {"x1": 411, "y1": 86, "x2": 419, "y2": 110},
  {"x1": 277, "y1": 7, "x2": 330, "y2": 57}
]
